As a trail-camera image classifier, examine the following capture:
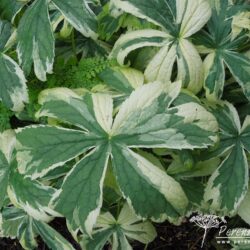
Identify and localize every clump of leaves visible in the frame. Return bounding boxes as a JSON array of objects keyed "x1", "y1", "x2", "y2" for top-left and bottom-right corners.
[{"x1": 46, "y1": 57, "x2": 117, "y2": 90}]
